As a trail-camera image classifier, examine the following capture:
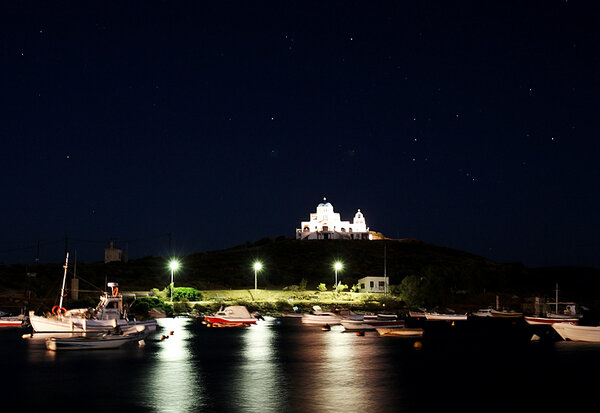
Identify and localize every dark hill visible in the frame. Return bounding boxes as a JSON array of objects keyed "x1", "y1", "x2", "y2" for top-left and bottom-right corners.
[{"x1": 1, "y1": 237, "x2": 598, "y2": 309}]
